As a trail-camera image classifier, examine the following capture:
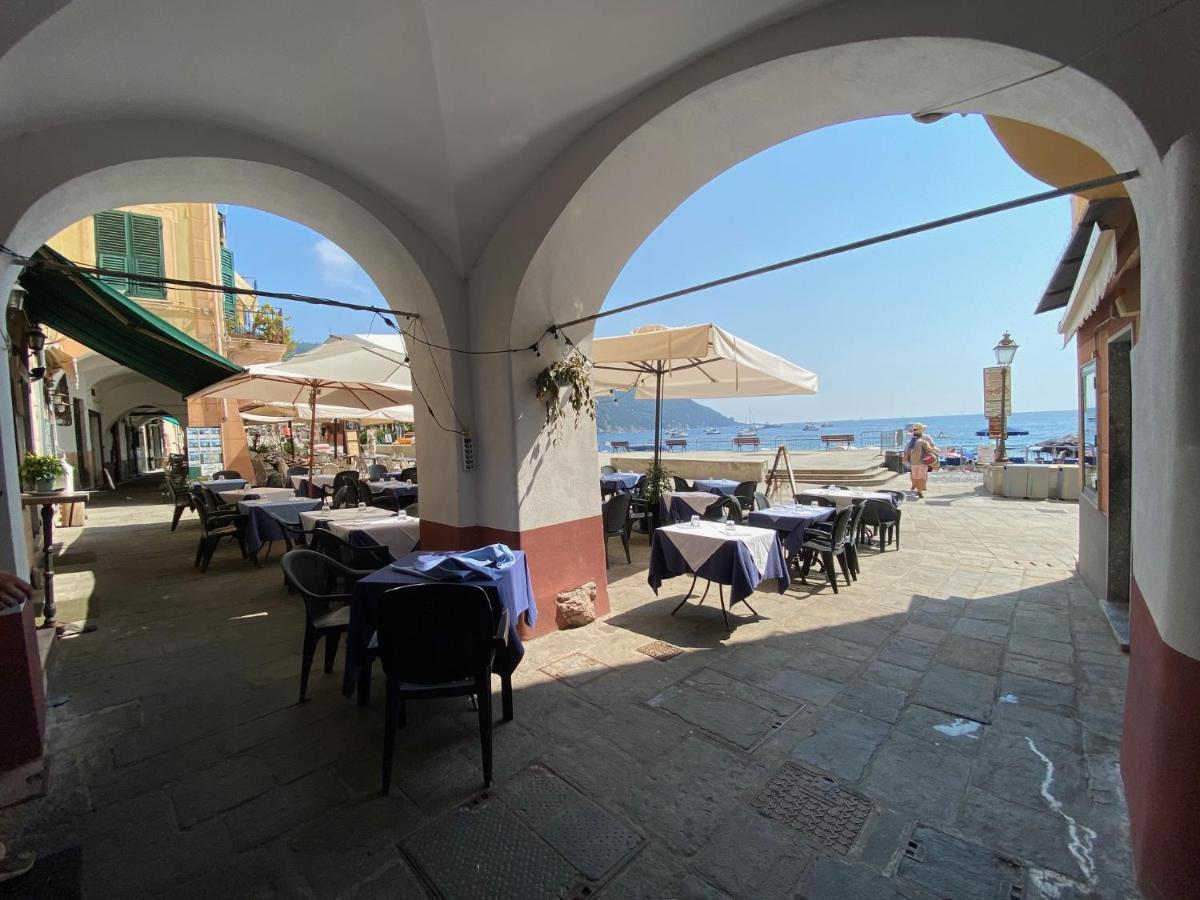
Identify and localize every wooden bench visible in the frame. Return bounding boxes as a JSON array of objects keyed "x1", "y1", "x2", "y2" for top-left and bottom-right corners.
[
  {"x1": 609, "y1": 440, "x2": 630, "y2": 452},
  {"x1": 732, "y1": 435, "x2": 761, "y2": 449},
  {"x1": 820, "y1": 434, "x2": 855, "y2": 448},
  {"x1": 665, "y1": 438, "x2": 687, "y2": 451}
]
